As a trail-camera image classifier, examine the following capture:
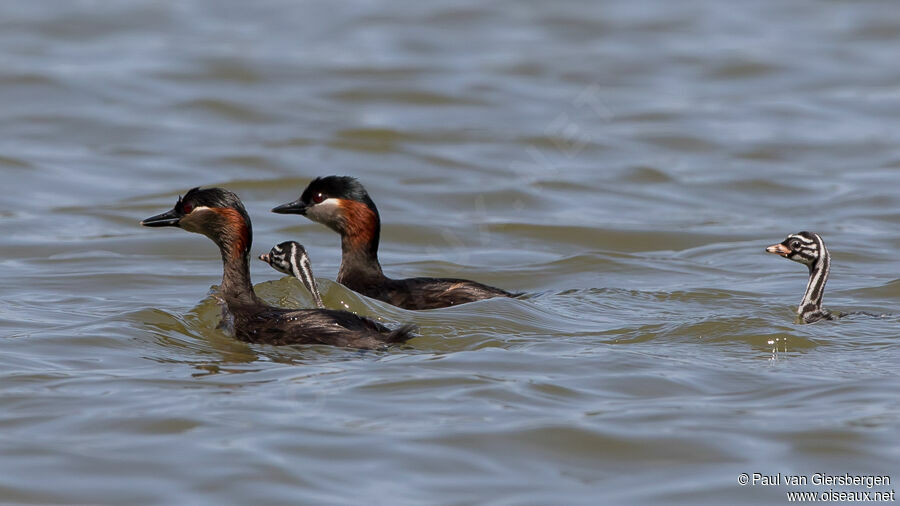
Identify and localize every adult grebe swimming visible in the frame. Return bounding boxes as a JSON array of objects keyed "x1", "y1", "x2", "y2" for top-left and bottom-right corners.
[{"x1": 272, "y1": 176, "x2": 517, "y2": 310}]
